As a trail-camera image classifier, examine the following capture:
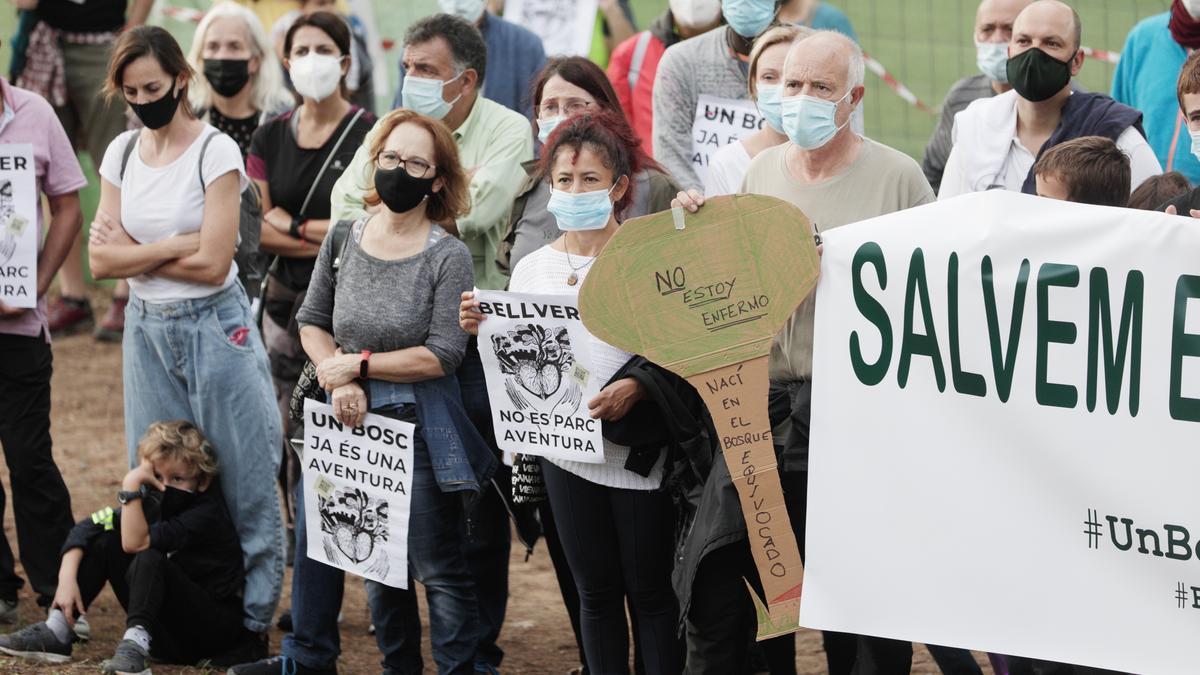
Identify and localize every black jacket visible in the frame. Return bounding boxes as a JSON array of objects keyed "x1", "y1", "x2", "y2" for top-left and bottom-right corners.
[
  {"x1": 63, "y1": 482, "x2": 246, "y2": 601},
  {"x1": 602, "y1": 356, "x2": 747, "y2": 633}
]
